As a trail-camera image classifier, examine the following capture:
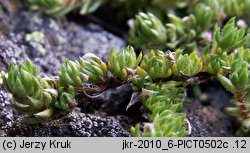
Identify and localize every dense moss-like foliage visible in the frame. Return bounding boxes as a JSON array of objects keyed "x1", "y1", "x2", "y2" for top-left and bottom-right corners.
[
  {"x1": 2, "y1": 43, "x2": 250, "y2": 136},
  {"x1": 1, "y1": 0, "x2": 250, "y2": 136}
]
